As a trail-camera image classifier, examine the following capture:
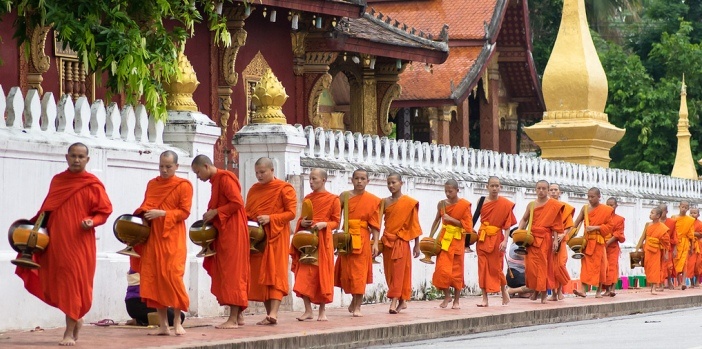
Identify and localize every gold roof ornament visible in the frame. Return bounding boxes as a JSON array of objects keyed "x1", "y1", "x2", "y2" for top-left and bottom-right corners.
[
  {"x1": 251, "y1": 68, "x2": 289, "y2": 124},
  {"x1": 163, "y1": 49, "x2": 200, "y2": 112},
  {"x1": 524, "y1": 0, "x2": 624, "y2": 168},
  {"x1": 673, "y1": 75, "x2": 698, "y2": 179}
]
